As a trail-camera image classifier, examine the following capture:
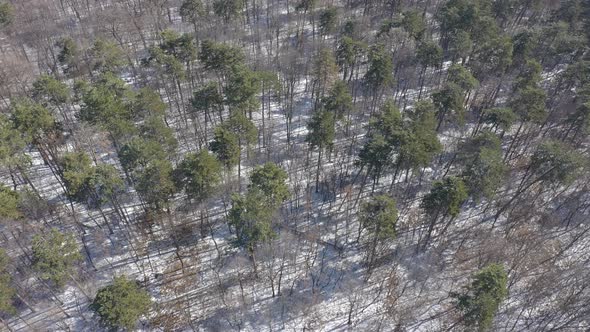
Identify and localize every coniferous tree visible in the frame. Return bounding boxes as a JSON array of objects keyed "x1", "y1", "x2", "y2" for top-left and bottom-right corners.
[
  {"x1": 458, "y1": 132, "x2": 507, "y2": 201},
  {"x1": 91, "y1": 276, "x2": 152, "y2": 330},
  {"x1": 118, "y1": 137, "x2": 168, "y2": 179},
  {"x1": 225, "y1": 64, "x2": 260, "y2": 116},
  {"x1": 210, "y1": 127, "x2": 241, "y2": 171},
  {"x1": 482, "y1": 108, "x2": 516, "y2": 136},
  {"x1": 61, "y1": 151, "x2": 94, "y2": 202},
  {"x1": 447, "y1": 30, "x2": 473, "y2": 63},
  {"x1": 57, "y1": 37, "x2": 80, "y2": 75},
  {"x1": 359, "y1": 195, "x2": 398, "y2": 269},
  {"x1": 213, "y1": 0, "x2": 245, "y2": 23},
  {"x1": 397, "y1": 101, "x2": 442, "y2": 180},
  {"x1": 420, "y1": 177, "x2": 467, "y2": 250},
  {"x1": 494, "y1": 140, "x2": 584, "y2": 222},
  {"x1": 229, "y1": 163, "x2": 288, "y2": 270},
  {"x1": 432, "y1": 83, "x2": 465, "y2": 131},
  {"x1": 357, "y1": 133, "x2": 393, "y2": 191},
  {"x1": 453, "y1": 264, "x2": 508, "y2": 331},
  {"x1": 179, "y1": 0, "x2": 205, "y2": 36},
  {"x1": 336, "y1": 36, "x2": 366, "y2": 82},
  {"x1": 401, "y1": 10, "x2": 426, "y2": 41},
  {"x1": 190, "y1": 82, "x2": 224, "y2": 136},
  {"x1": 364, "y1": 44, "x2": 393, "y2": 110},
  {"x1": 87, "y1": 164, "x2": 126, "y2": 229},
  {"x1": 88, "y1": 39, "x2": 126, "y2": 74},
  {"x1": 222, "y1": 111, "x2": 257, "y2": 186},
  {"x1": 0, "y1": 2, "x2": 14, "y2": 29},
  {"x1": 229, "y1": 189, "x2": 275, "y2": 259},
  {"x1": 32, "y1": 229, "x2": 82, "y2": 288},
  {"x1": 131, "y1": 88, "x2": 167, "y2": 121},
  {"x1": 135, "y1": 159, "x2": 176, "y2": 212},
  {"x1": 323, "y1": 80, "x2": 353, "y2": 123},
  {"x1": 357, "y1": 101, "x2": 402, "y2": 188},
  {"x1": 248, "y1": 162, "x2": 289, "y2": 208},
  {"x1": 447, "y1": 64, "x2": 478, "y2": 93},
  {"x1": 138, "y1": 115, "x2": 178, "y2": 156},
  {"x1": 174, "y1": 150, "x2": 222, "y2": 203},
  {"x1": 0, "y1": 115, "x2": 34, "y2": 192},
  {"x1": 312, "y1": 48, "x2": 338, "y2": 101},
  {"x1": 79, "y1": 74, "x2": 136, "y2": 146},
  {"x1": 306, "y1": 109, "x2": 335, "y2": 192},
  {"x1": 31, "y1": 75, "x2": 71, "y2": 128},
  {"x1": 416, "y1": 40, "x2": 443, "y2": 98},
  {"x1": 0, "y1": 249, "x2": 15, "y2": 316},
  {"x1": 319, "y1": 7, "x2": 338, "y2": 37},
  {"x1": 10, "y1": 98, "x2": 62, "y2": 187},
  {"x1": 505, "y1": 60, "x2": 547, "y2": 160},
  {"x1": 199, "y1": 40, "x2": 245, "y2": 75},
  {"x1": 0, "y1": 184, "x2": 20, "y2": 219}
]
